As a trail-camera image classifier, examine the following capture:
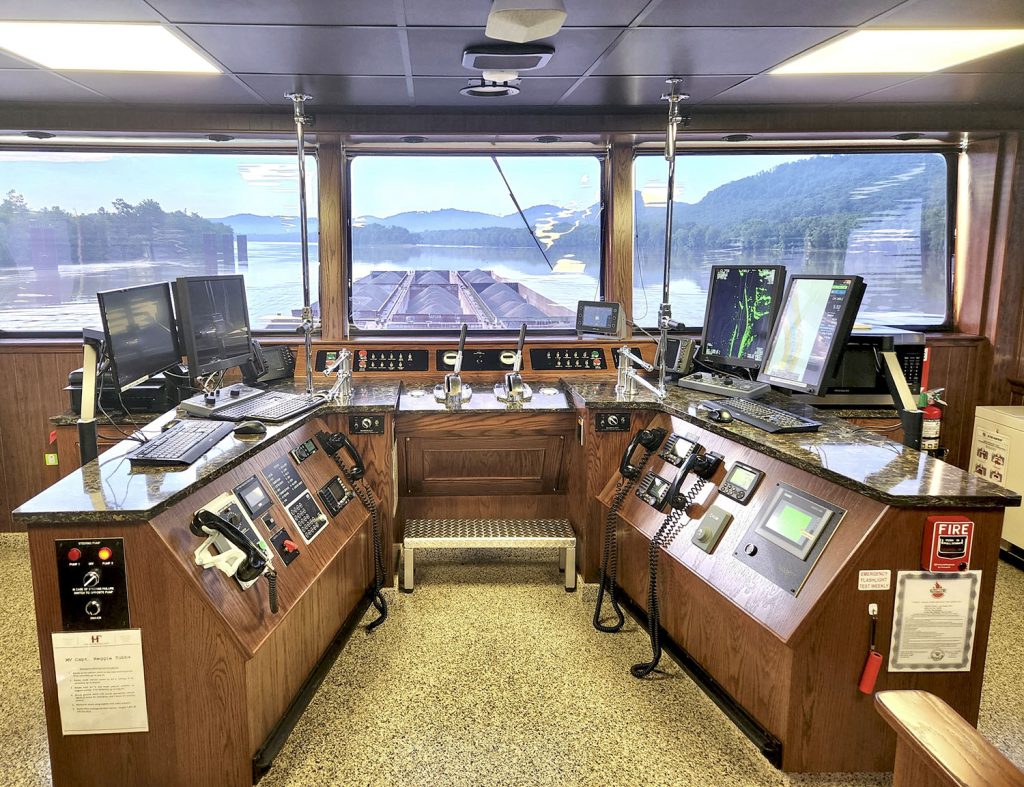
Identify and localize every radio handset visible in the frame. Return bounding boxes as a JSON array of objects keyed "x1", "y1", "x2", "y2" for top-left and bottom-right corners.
[
  {"x1": 620, "y1": 427, "x2": 668, "y2": 480},
  {"x1": 631, "y1": 448, "x2": 722, "y2": 679},
  {"x1": 594, "y1": 426, "x2": 668, "y2": 634},
  {"x1": 316, "y1": 430, "x2": 386, "y2": 631},
  {"x1": 190, "y1": 509, "x2": 268, "y2": 584}
]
